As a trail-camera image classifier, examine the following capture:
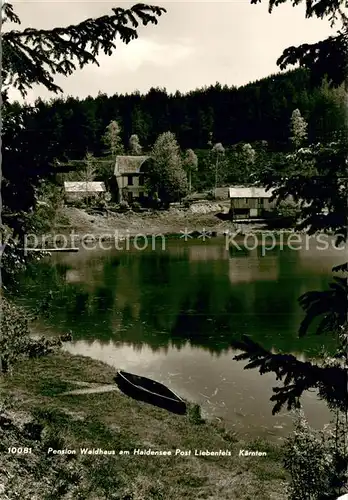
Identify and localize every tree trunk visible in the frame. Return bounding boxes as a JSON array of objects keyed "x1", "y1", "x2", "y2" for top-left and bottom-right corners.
[
  {"x1": 215, "y1": 156, "x2": 219, "y2": 198},
  {"x1": 0, "y1": 291, "x2": 2, "y2": 374}
]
